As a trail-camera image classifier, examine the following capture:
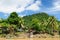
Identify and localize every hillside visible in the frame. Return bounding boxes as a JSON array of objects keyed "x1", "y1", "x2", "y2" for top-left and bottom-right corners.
[
  {"x1": 0, "y1": 12, "x2": 60, "y2": 38},
  {"x1": 23, "y1": 12, "x2": 49, "y2": 27},
  {"x1": 23, "y1": 12, "x2": 59, "y2": 35}
]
